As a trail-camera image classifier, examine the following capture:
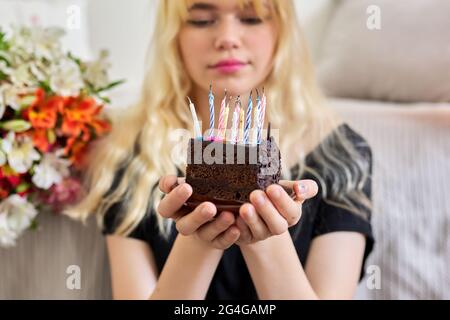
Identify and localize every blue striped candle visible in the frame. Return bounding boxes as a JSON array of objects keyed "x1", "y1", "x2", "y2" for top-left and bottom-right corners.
[
  {"x1": 208, "y1": 84, "x2": 215, "y2": 140},
  {"x1": 257, "y1": 89, "x2": 266, "y2": 144},
  {"x1": 243, "y1": 91, "x2": 253, "y2": 144}
]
